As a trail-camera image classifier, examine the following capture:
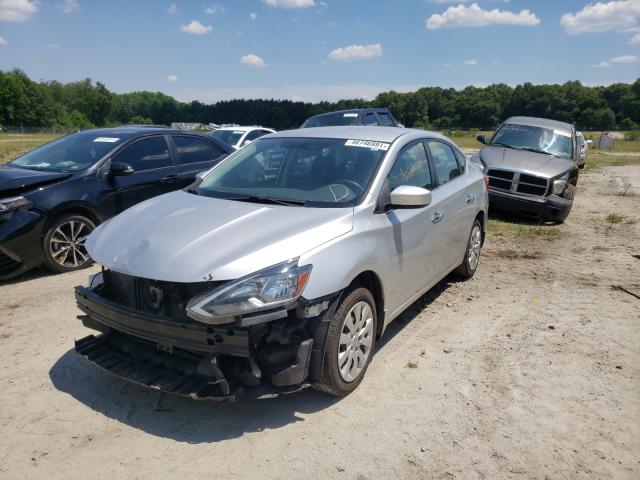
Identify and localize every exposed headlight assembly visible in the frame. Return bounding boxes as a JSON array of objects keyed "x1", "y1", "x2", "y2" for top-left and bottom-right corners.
[
  {"x1": 186, "y1": 259, "x2": 312, "y2": 324},
  {"x1": 0, "y1": 196, "x2": 30, "y2": 213},
  {"x1": 552, "y1": 173, "x2": 569, "y2": 196}
]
